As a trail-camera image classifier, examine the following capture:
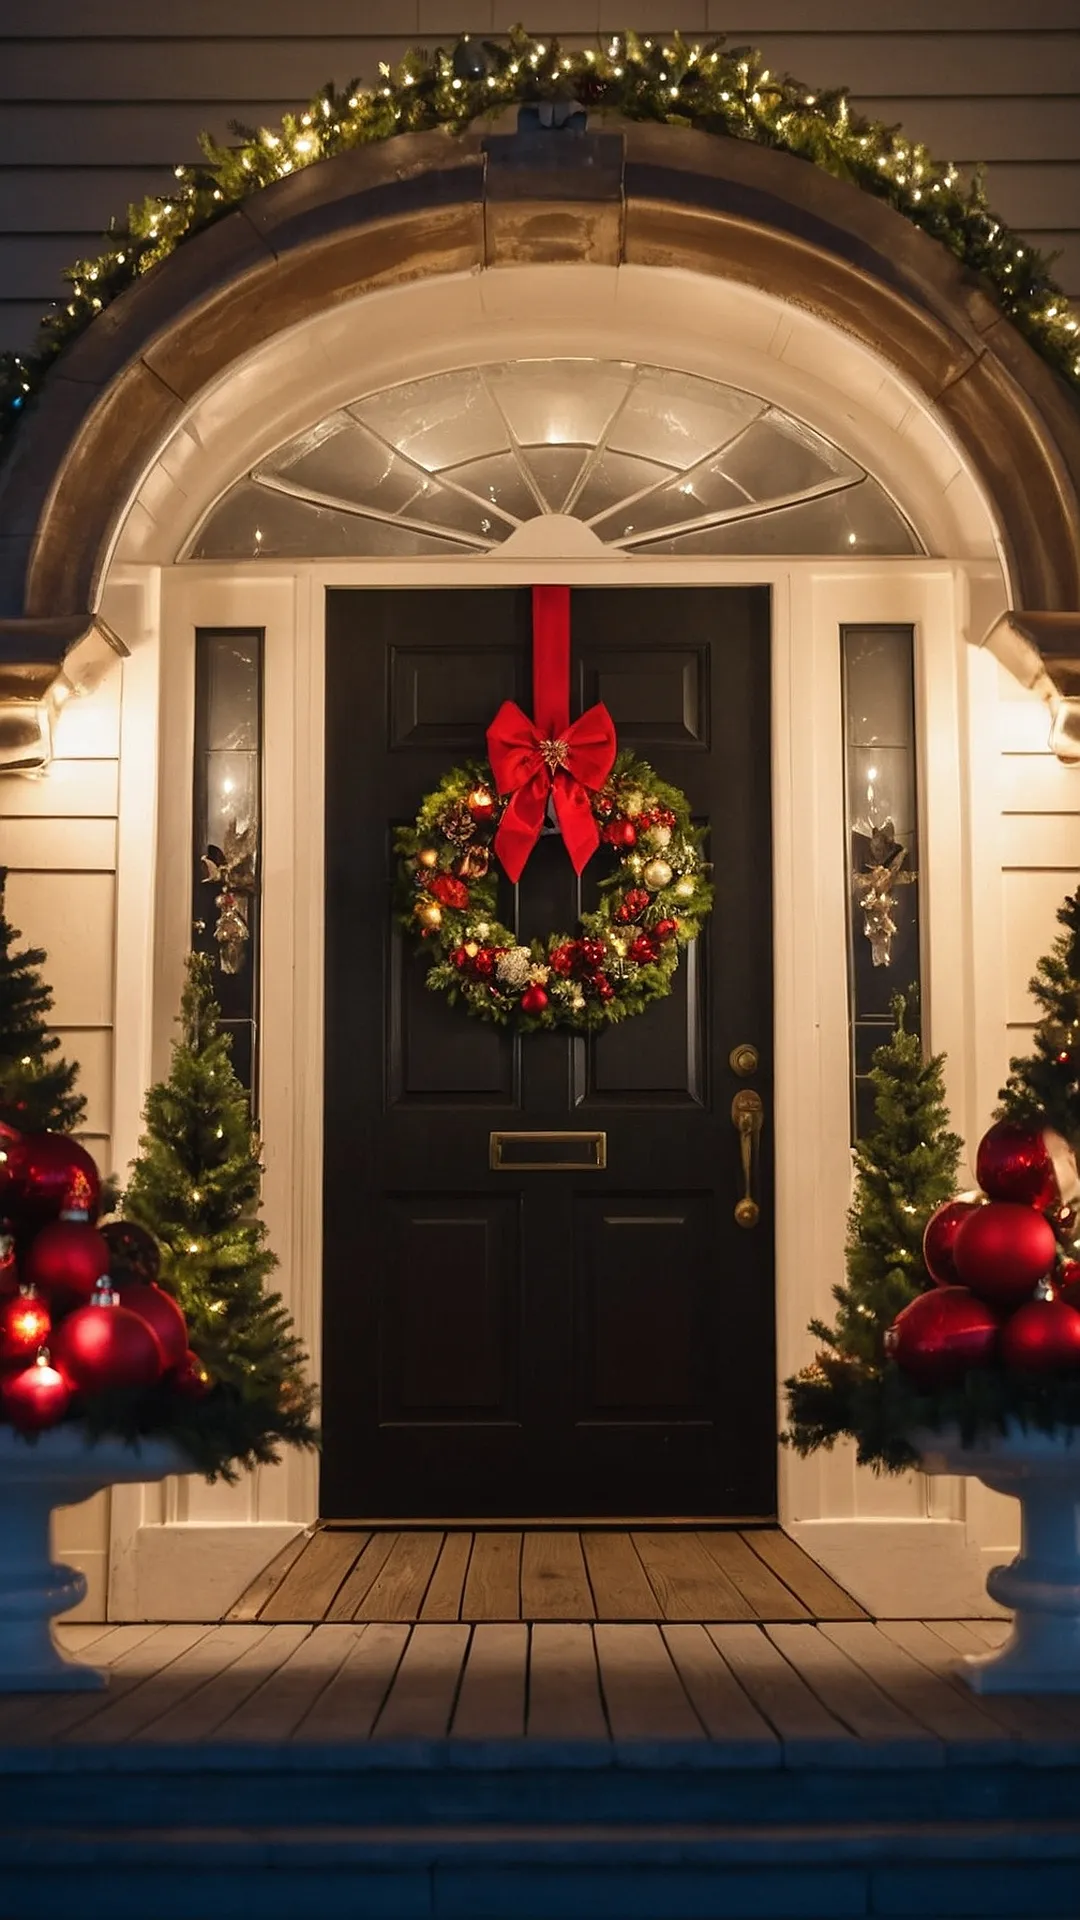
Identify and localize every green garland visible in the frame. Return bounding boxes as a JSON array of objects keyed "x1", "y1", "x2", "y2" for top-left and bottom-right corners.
[
  {"x1": 1, "y1": 25, "x2": 1078, "y2": 450},
  {"x1": 395, "y1": 749, "x2": 713, "y2": 1030}
]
